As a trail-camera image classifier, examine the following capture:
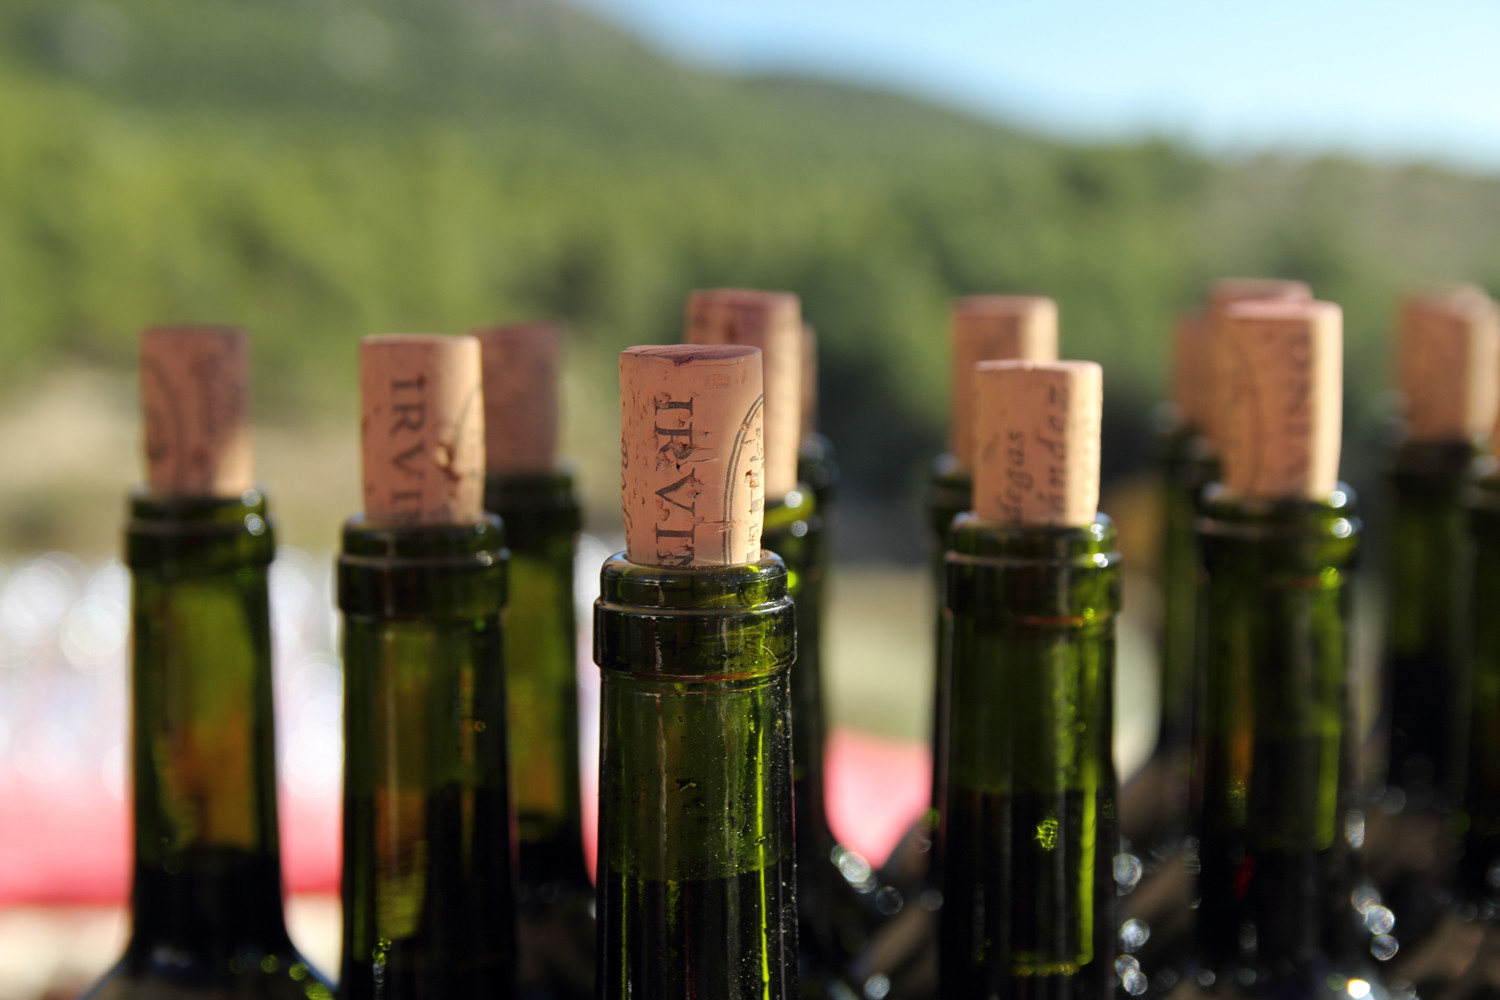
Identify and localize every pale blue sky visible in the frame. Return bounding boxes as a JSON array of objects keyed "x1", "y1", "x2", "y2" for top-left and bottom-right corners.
[{"x1": 571, "y1": 0, "x2": 1500, "y2": 173}]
